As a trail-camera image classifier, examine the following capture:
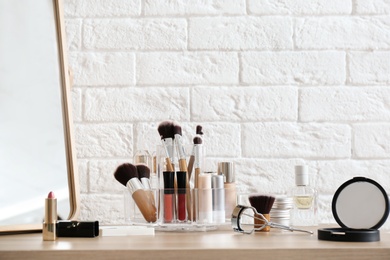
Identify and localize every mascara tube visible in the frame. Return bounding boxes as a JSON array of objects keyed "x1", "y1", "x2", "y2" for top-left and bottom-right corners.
[{"x1": 43, "y1": 191, "x2": 57, "y2": 241}]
